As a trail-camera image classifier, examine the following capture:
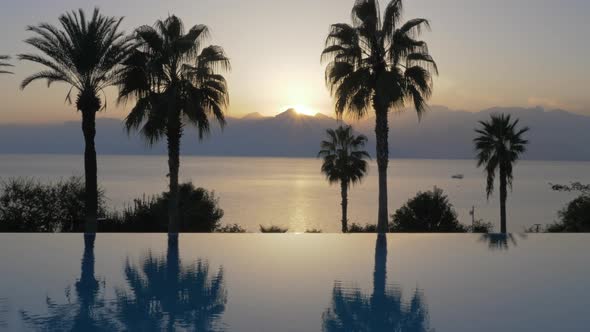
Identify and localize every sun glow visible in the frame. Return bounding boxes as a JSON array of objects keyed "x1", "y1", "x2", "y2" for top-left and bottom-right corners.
[{"x1": 290, "y1": 104, "x2": 315, "y2": 116}]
